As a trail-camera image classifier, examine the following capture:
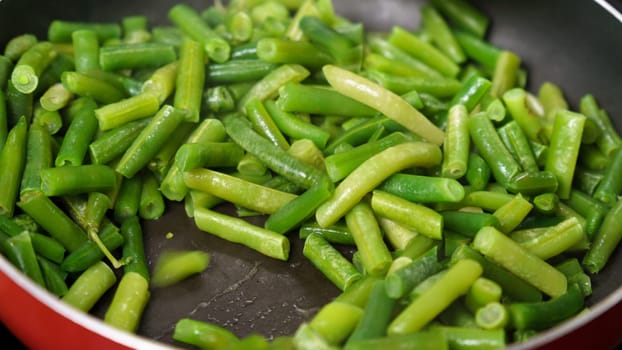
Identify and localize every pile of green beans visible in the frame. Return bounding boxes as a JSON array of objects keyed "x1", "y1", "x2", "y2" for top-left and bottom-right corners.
[{"x1": 1, "y1": 0, "x2": 622, "y2": 349}]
